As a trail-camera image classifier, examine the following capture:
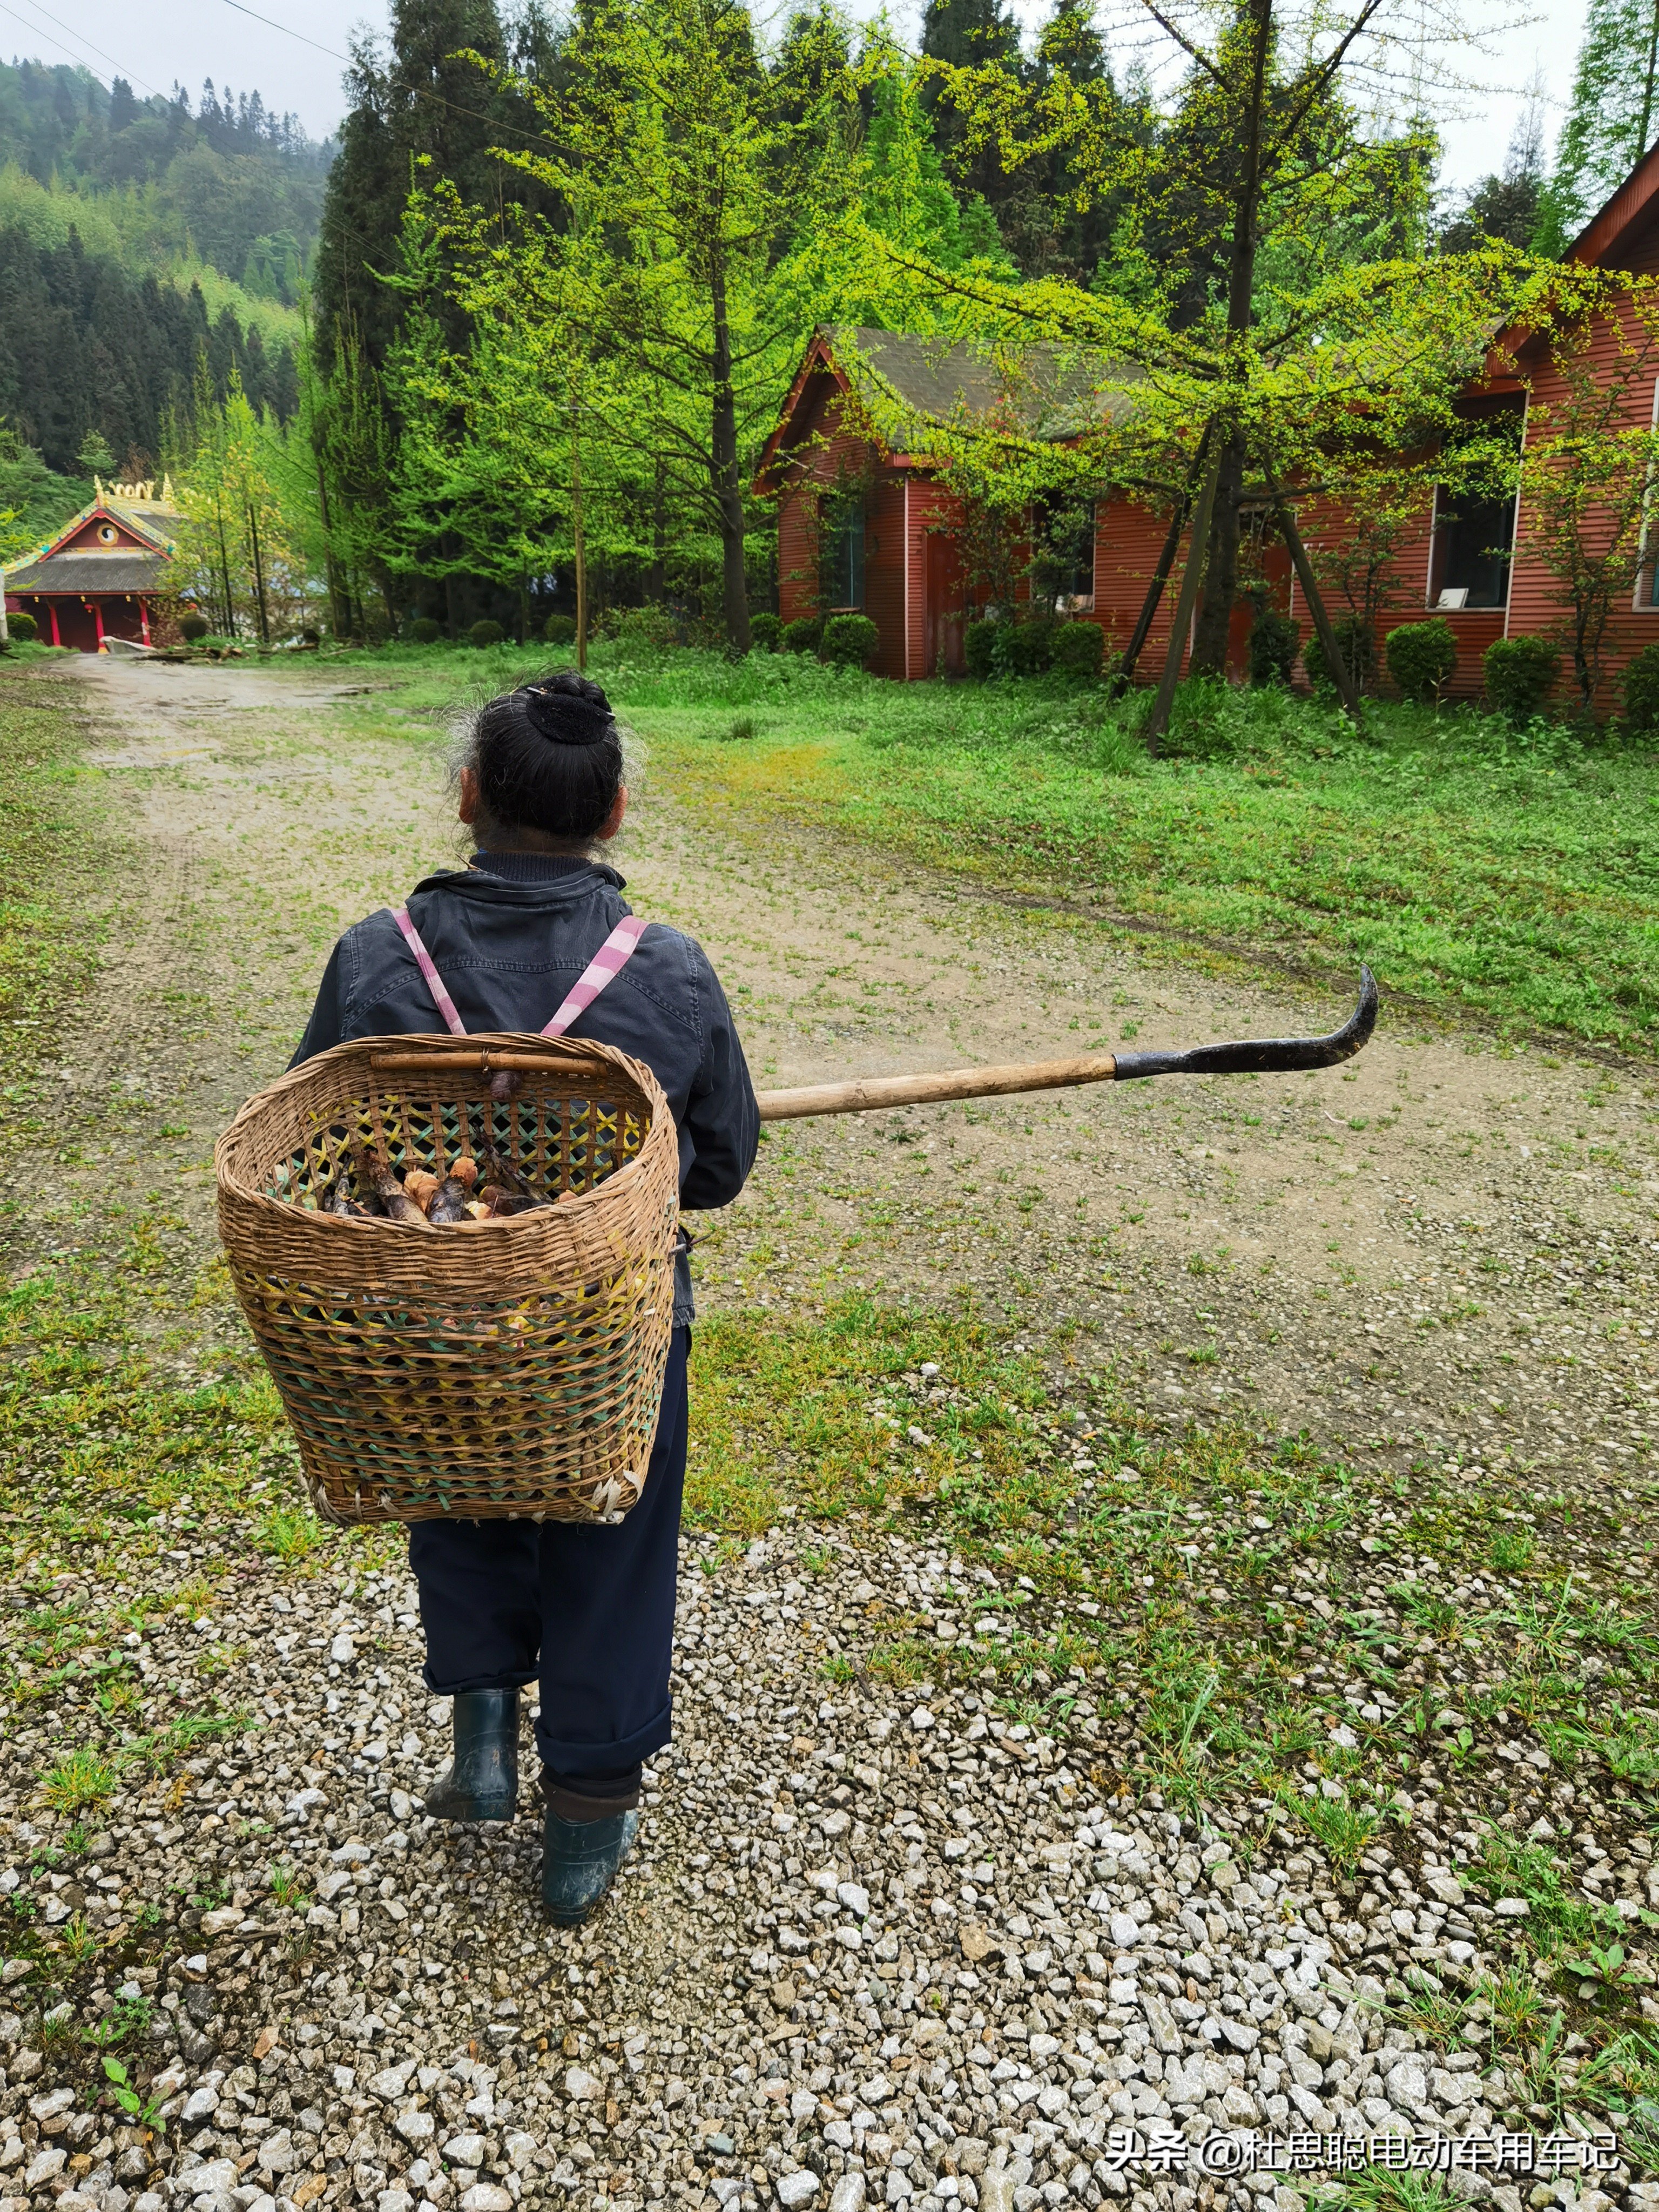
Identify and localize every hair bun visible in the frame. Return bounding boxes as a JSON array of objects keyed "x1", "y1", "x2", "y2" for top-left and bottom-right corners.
[{"x1": 518, "y1": 676, "x2": 615, "y2": 748}]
